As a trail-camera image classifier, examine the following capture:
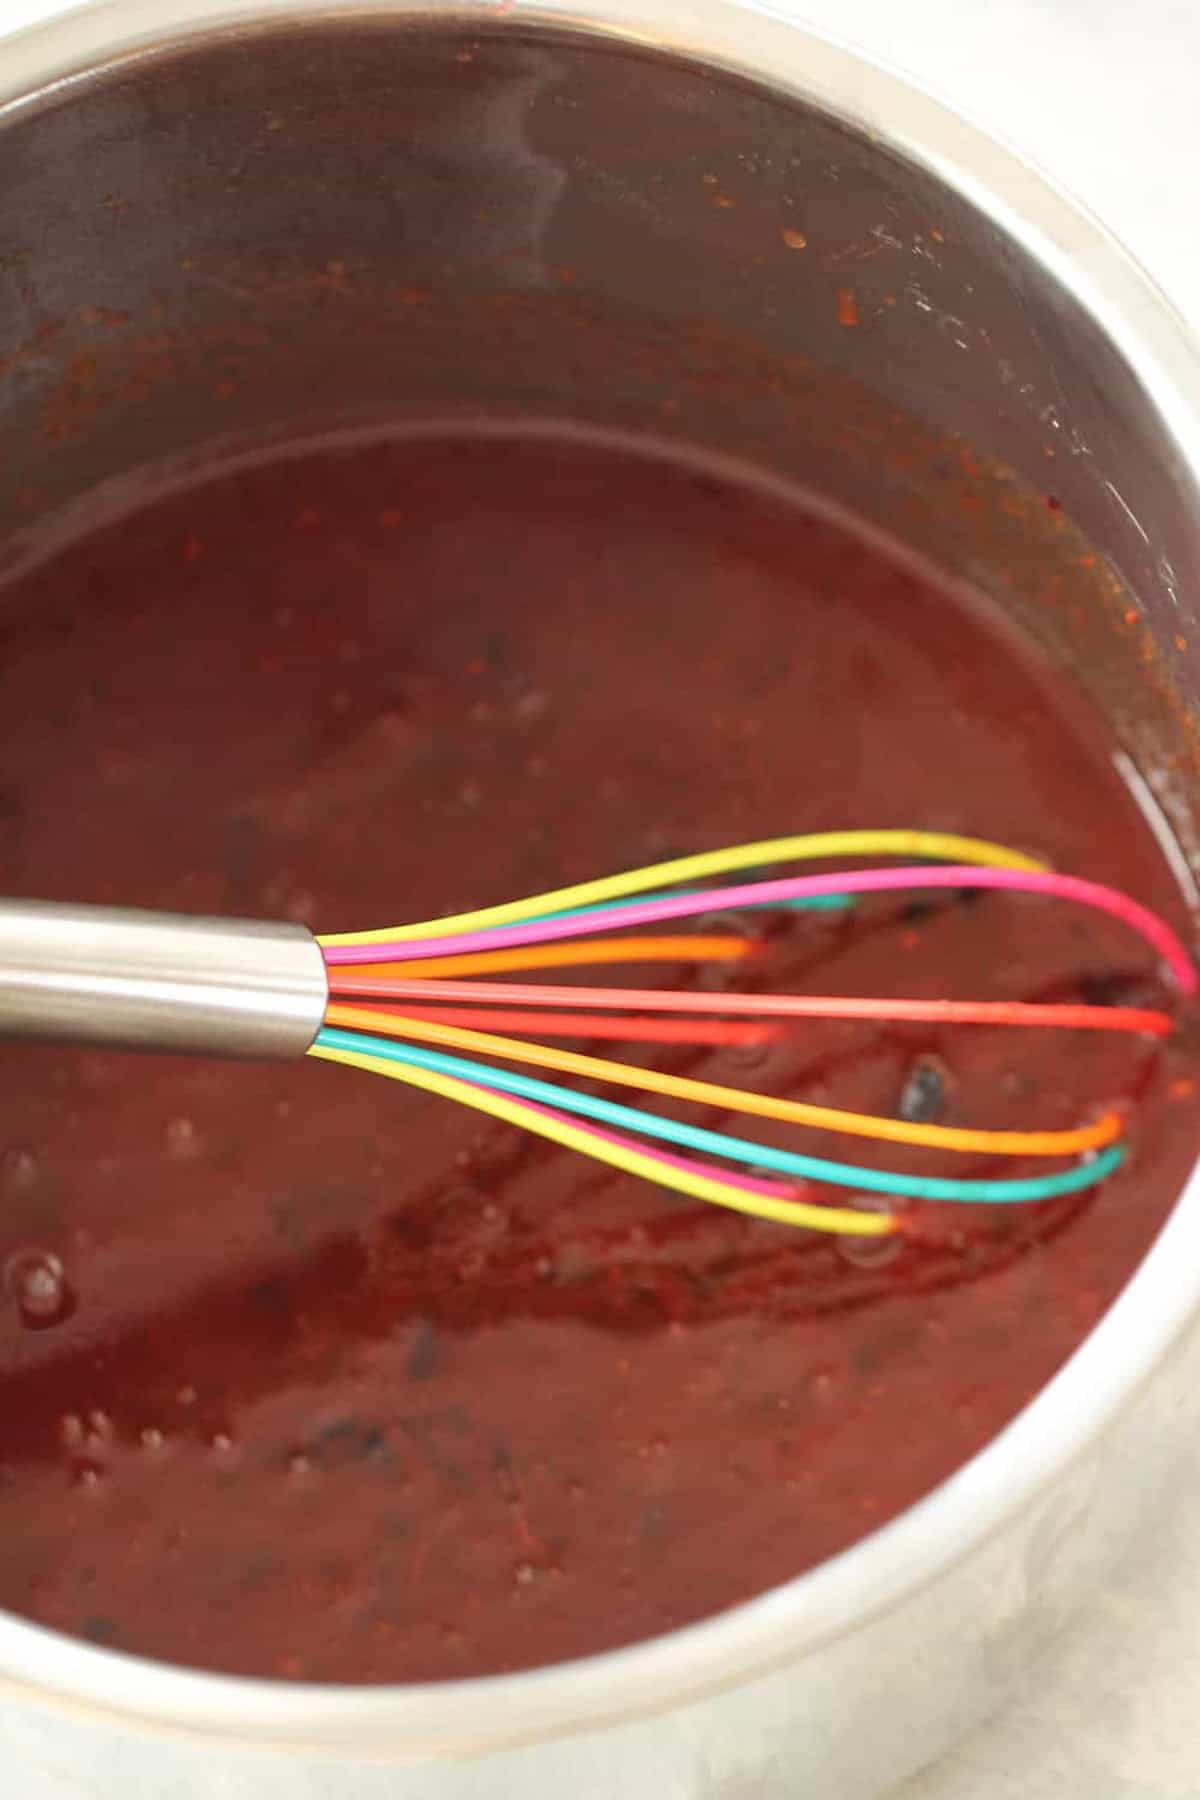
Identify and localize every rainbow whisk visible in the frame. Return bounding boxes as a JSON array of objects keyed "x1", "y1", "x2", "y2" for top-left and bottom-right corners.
[{"x1": 0, "y1": 830, "x2": 1193, "y2": 1242}]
